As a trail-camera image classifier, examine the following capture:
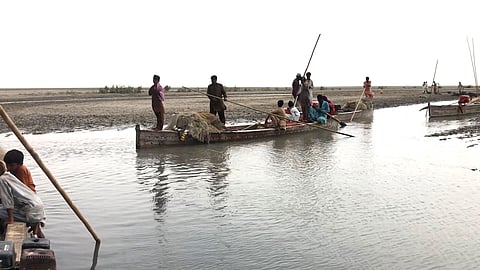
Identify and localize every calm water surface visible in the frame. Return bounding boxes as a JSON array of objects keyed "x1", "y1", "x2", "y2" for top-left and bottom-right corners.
[{"x1": 1, "y1": 103, "x2": 479, "y2": 269}]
